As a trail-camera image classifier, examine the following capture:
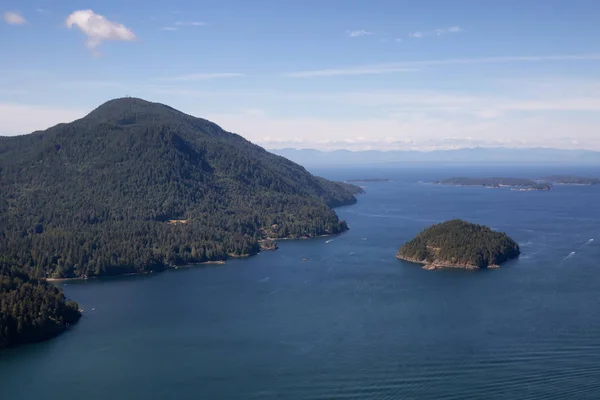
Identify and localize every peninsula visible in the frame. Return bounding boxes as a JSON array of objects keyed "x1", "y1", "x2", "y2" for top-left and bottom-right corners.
[
  {"x1": 397, "y1": 220, "x2": 520, "y2": 270},
  {"x1": 0, "y1": 98, "x2": 361, "y2": 280},
  {"x1": 435, "y1": 177, "x2": 551, "y2": 191}
]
